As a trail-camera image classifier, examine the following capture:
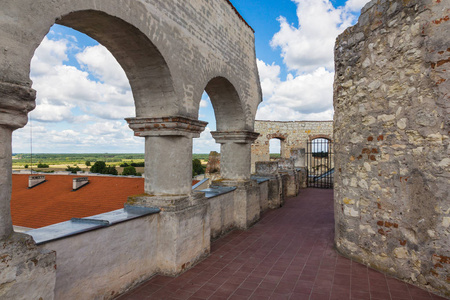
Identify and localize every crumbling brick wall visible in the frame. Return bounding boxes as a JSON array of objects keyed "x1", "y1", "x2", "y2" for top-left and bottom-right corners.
[{"x1": 334, "y1": 0, "x2": 449, "y2": 296}]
